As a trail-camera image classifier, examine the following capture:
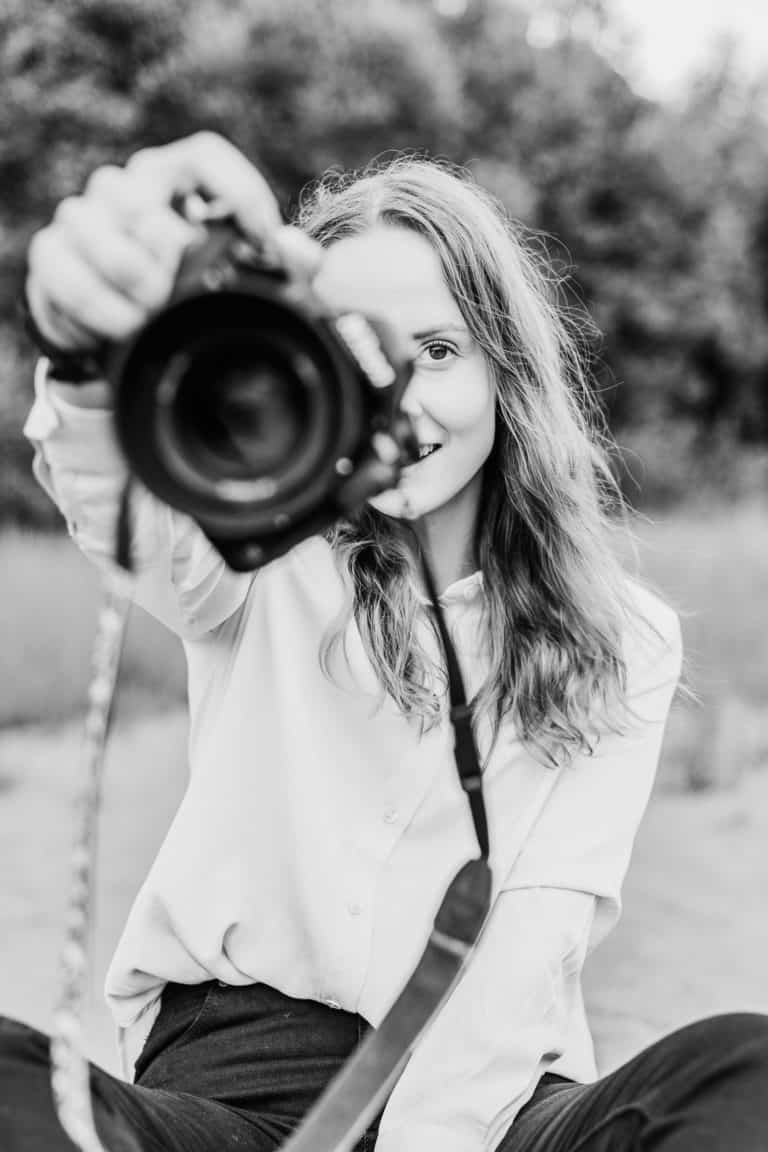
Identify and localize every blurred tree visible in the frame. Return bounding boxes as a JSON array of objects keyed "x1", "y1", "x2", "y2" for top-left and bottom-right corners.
[
  {"x1": 1, "y1": 0, "x2": 767, "y2": 520},
  {"x1": 446, "y1": 1, "x2": 768, "y2": 499},
  {"x1": 127, "y1": 0, "x2": 465, "y2": 203},
  {"x1": 0, "y1": 0, "x2": 462, "y2": 522}
]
